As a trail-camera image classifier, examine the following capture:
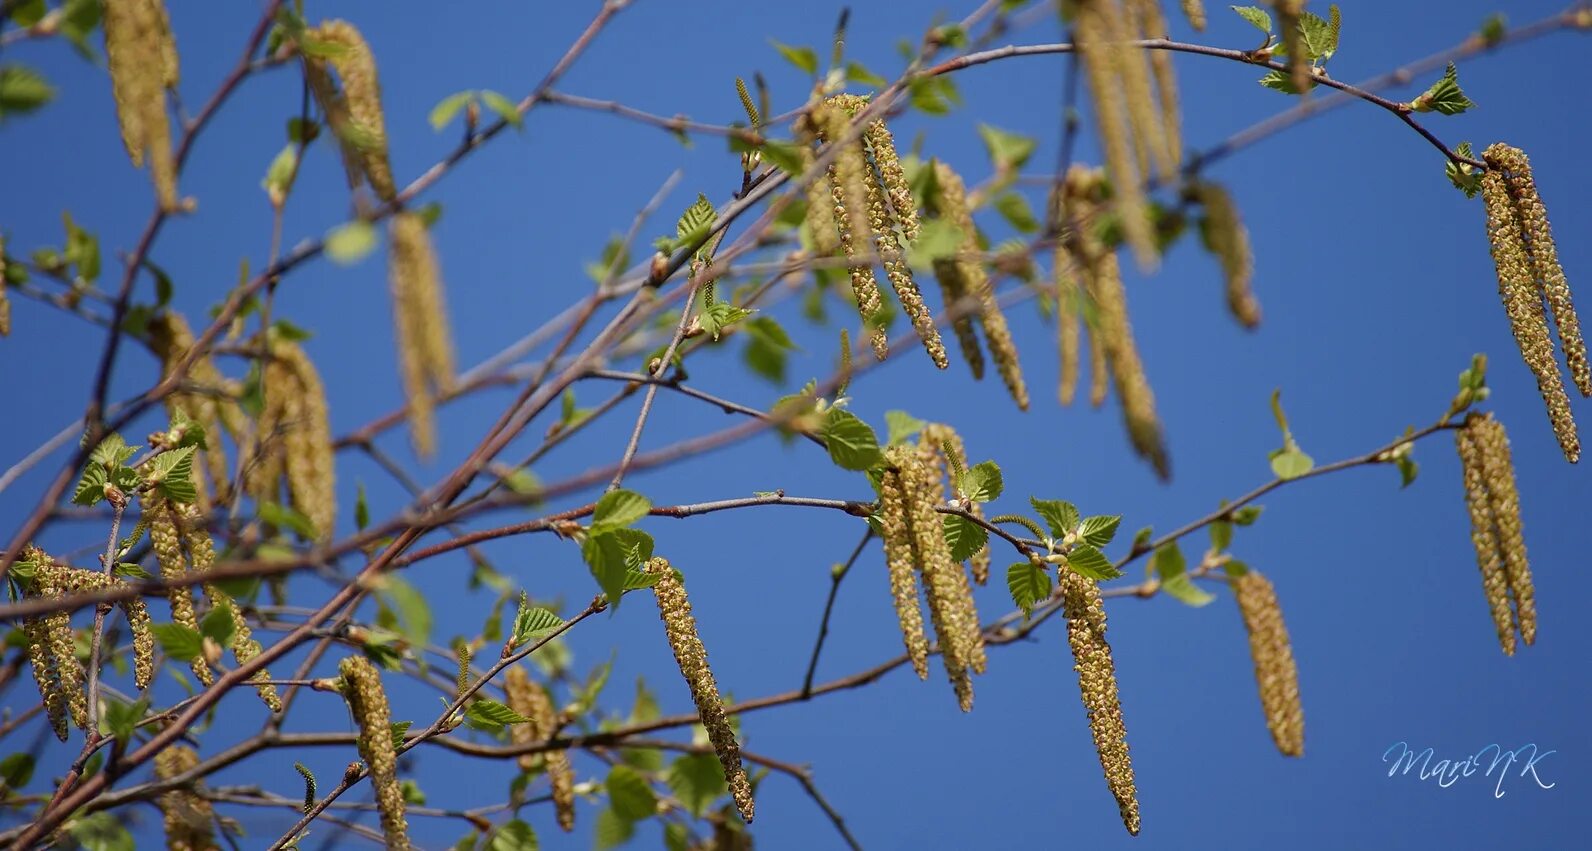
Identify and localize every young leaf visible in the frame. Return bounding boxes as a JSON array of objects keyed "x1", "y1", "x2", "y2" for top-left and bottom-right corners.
[
  {"x1": 487, "y1": 819, "x2": 538, "y2": 851},
  {"x1": 884, "y1": 410, "x2": 927, "y2": 446},
  {"x1": 374, "y1": 575, "x2": 432, "y2": 649},
  {"x1": 1065, "y1": 545, "x2": 1122, "y2": 580},
  {"x1": 592, "y1": 489, "x2": 650, "y2": 533},
  {"x1": 466, "y1": 699, "x2": 533, "y2": 729},
  {"x1": 258, "y1": 501, "x2": 318, "y2": 540},
  {"x1": 1410, "y1": 63, "x2": 1475, "y2": 115},
  {"x1": 1231, "y1": 5, "x2": 1273, "y2": 34},
  {"x1": 993, "y1": 192, "x2": 1040, "y2": 233},
  {"x1": 606, "y1": 764, "x2": 658, "y2": 822},
  {"x1": 1030, "y1": 498, "x2": 1079, "y2": 539},
  {"x1": 769, "y1": 40, "x2": 819, "y2": 75},
  {"x1": 582, "y1": 532, "x2": 632, "y2": 607},
  {"x1": 1269, "y1": 449, "x2": 1314, "y2": 480},
  {"x1": 479, "y1": 90, "x2": 524, "y2": 130},
  {"x1": 976, "y1": 124, "x2": 1036, "y2": 171},
  {"x1": 325, "y1": 220, "x2": 377, "y2": 265},
  {"x1": 511, "y1": 597, "x2": 565, "y2": 648},
  {"x1": 199, "y1": 600, "x2": 236, "y2": 647},
  {"x1": 429, "y1": 90, "x2": 477, "y2": 131},
  {"x1": 956, "y1": 461, "x2": 1003, "y2": 503},
  {"x1": 1445, "y1": 141, "x2": 1484, "y2": 198},
  {"x1": 149, "y1": 623, "x2": 203, "y2": 660},
  {"x1": 390, "y1": 720, "x2": 413, "y2": 751},
  {"x1": 943, "y1": 515, "x2": 989, "y2": 563},
  {"x1": 0, "y1": 65, "x2": 55, "y2": 120},
  {"x1": 1078, "y1": 515, "x2": 1122, "y2": 548},
  {"x1": 667, "y1": 752, "x2": 728, "y2": 817},
  {"x1": 1153, "y1": 542, "x2": 1216, "y2": 607},
  {"x1": 818, "y1": 409, "x2": 883, "y2": 471},
  {"x1": 1006, "y1": 561, "x2": 1051, "y2": 617}
]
